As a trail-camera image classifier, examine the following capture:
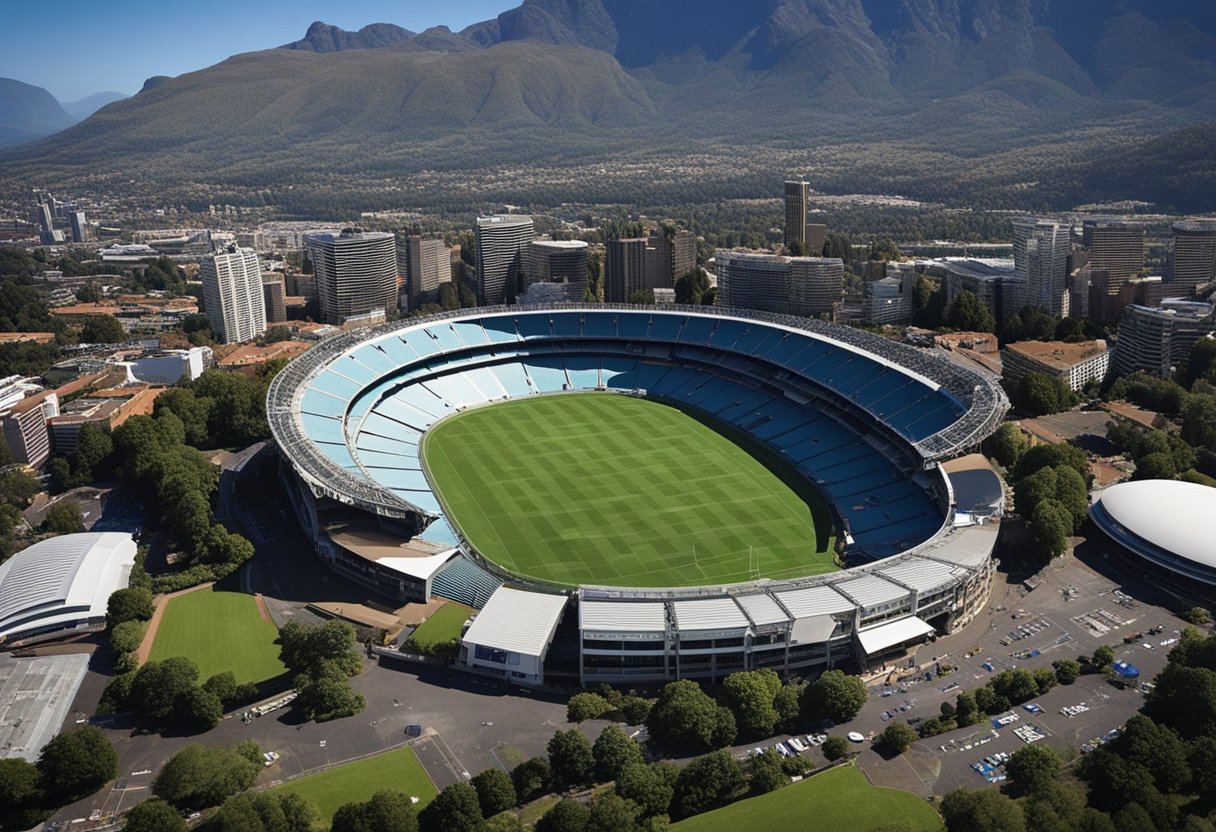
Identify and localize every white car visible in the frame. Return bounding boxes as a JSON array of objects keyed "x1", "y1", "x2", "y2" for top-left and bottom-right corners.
[
  {"x1": 787, "y1": 737, "x2": 808, "y2": 752},
  {"x1": 847, "y1": 731, "x2": 865, "y2": 743},
  {"x1": 775, "y1": 743, "x2": 792, "y2": 757}
]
